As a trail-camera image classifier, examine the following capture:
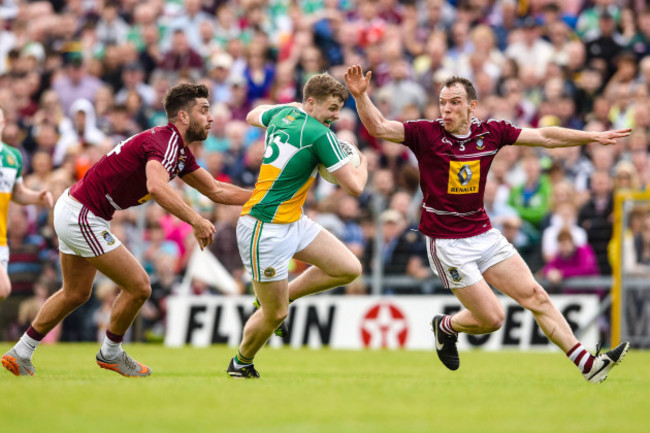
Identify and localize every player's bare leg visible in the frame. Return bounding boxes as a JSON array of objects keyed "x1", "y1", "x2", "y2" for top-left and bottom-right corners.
[
  {"x1": 429, "y1": 279, "x2": 504, "y2": 371},
  {"x1": 434, "y1": 253, "x2": 619, "y2": 378},
  {"x1": 450, "y1": 281, "x2": 505, "y2": 334},
  {"x1": 289, "y1": 229, "x2": 362, "y2": 300},
  {"x1": 483, "y1": 254, "x2": 577, "y2": 351},
  {"x1": 86, "y1": 245, "x2": 152, "y2": 377},
  {"x1": 0, "y1": 265, "x2": 11, "y2": 301},
  {"x1": 87, "y1": 245, "x2": 151, "y2": 335},
  {"x1": 3, "y1": 253, "x2": 95, "y2": 376},
  {"x1": 229, "y1": 279, "x2": 288, "y2": 378}
]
